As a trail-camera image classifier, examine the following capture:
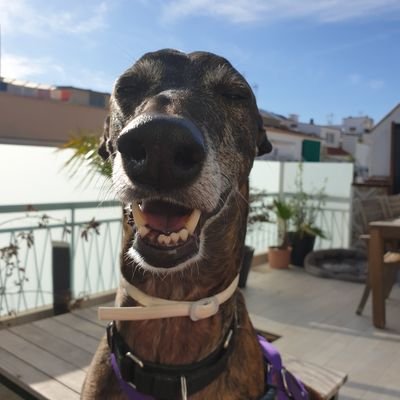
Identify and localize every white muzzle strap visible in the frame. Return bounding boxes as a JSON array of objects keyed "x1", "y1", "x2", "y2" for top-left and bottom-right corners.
[{"x1": 98, "y1": 274, "x2": 239, "y2": 322}]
